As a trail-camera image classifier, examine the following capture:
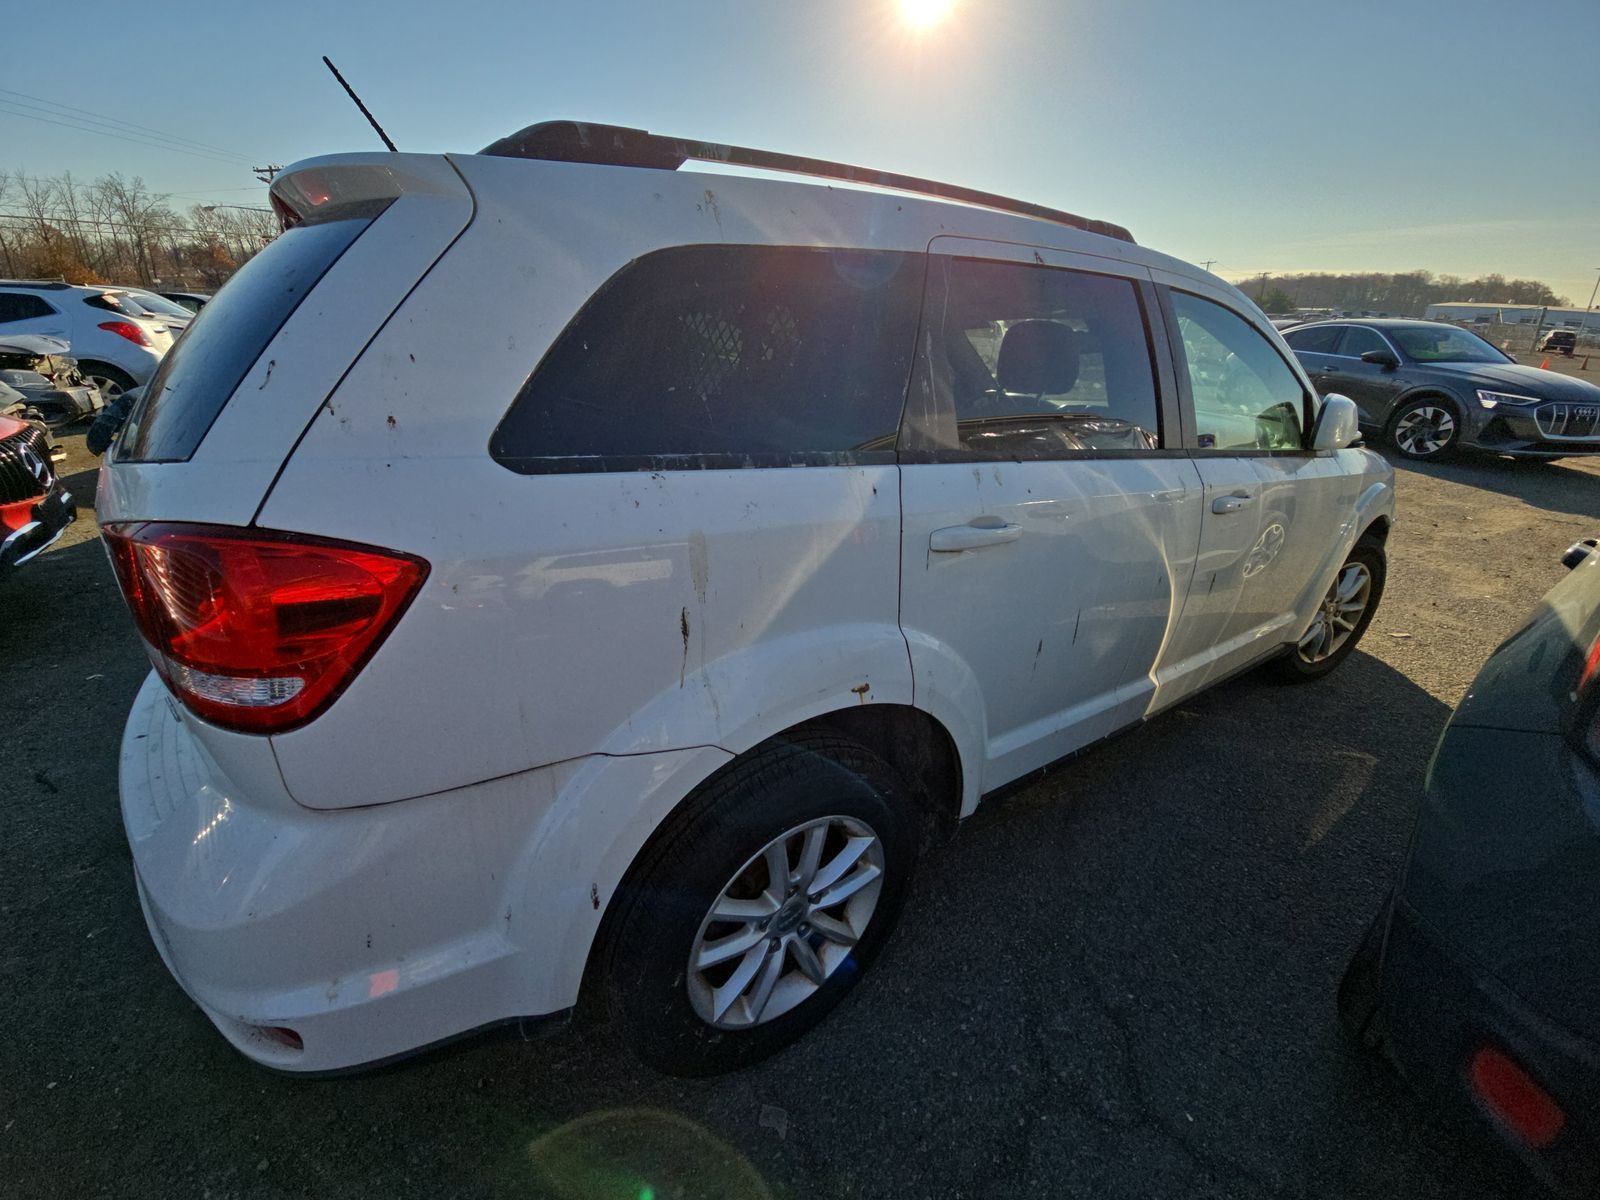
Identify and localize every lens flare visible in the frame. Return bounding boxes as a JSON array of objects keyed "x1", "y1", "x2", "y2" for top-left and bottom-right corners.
[{"x1": 899, "y1": 0, "x2": 954, "y2": 29}]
